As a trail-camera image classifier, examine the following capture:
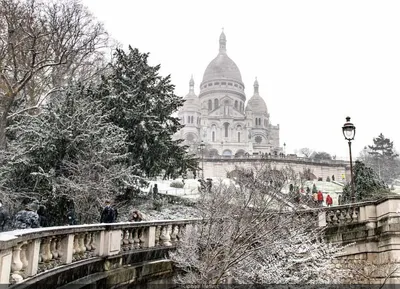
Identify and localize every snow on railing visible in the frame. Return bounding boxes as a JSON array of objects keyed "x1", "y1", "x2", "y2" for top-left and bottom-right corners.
[{"x1": 0, "y1": 219, "x2": 200, "y2": 285}]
